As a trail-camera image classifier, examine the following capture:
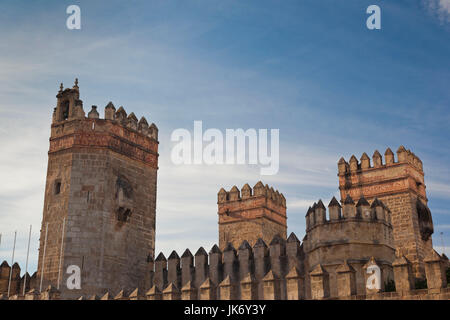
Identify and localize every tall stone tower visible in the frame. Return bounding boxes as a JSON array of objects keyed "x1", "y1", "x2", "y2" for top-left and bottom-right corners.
[
  {"x1": 37, "y1": 80, "x2": 159, "y2": 298},
  {"x1": 337, "y1": 146, "x2": 433, "y2": 279},
  {"x1": 217, "y1": 182, "x2": 287, "y2": 250}
]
